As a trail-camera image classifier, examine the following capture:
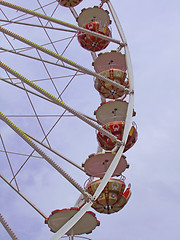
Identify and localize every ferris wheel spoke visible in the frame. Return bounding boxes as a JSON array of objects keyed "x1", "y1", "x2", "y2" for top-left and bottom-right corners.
[
  {"x1": 25, "y1": 131, "x2": 85, "y2": 172},
  {"x1": 0, "y1": 6, "x2": 9, "y2": 20},
  {"x1": 0, "y1": 19, "x2": 77, "y2": 32},
  {"x1": 26, "y1": 1, "x2": 70, "y2": 68},
  {"x1": 37, "y1": 0, "x2": 55, "y2": 20},
  {"x1": 43, "y1": 1, "x2": 60, "y2": 27},
  {"x1": 0, "y1": 26, "x2": 128, "y2": 92},
  {"x1": 36, "y1": 17, "x2": 62, "y2": 57},
  {"x1": 2, "y1": 73, "x2": 76, "y2": 118},
  {"x1": 60, "y1": 33, "x2": 77, "y2": 57},
  {"x1": 9, "y1": 110, "x2": 67, "y2": 183},
  {"x1": 69, "y1": 6, "x2": 78, "y2": 18},
  {"x1": 21, "y1": 81, "x2": 52, "y2": 148},
  {"x1": 36, "y1": 0, "x2": 64, "y2": 42},
  {"x1": 0, "y1": 149, "x2": 43, "y2": 159},
  {"x1": 0, "y1": 174, "x2": 47, "y2": 219},
  {"x1": 1, "y1": 77, "x2": 54, "y2": 102},
  {"x1": 59, "y1": 70, "x2": 78, "y2": 98},
  {"x1": 0, "y1": 212, "x2": 19, "y2": 240},
  {"x1": 0, "y1": 1, "x2": 58, "y2": 28},
  {"x1": 2, "y1": 32, "x2": 16, "y2": 51},
  {"x1": 1, "y1": 76, "x2": 98, "y2": 125},
  {"x1": 0, "y1": 112, "x2": 86, "y2": 196},
  {"x1": 10, "y1": 149, "x2": 36, "y2": 184},
  {"x1": 35, "y1": 49, "x2": 63, "y2": 100},
  {"x1": 0, "y1": 134, "x2": 20, "y2": 191},
  {"x1": 1, "y1": 61, "x2": 123, "y2": 144},
  {"x1": 0, "y1": 47, "x2": 82, "y2": 73},
  {"x1": 4, "y1": 114, "x2": 75, "y2": 118},
  {"x1": 6, "y1": 35, "x2": 77, "y2": 54},
  {"x1": 1, "y1": 3, "x2": 77, "y2": 69},
  {"x1": 0, "y1": 0, "x2": 123, "y2": 45},
  {"x1": 8, "y1": 107, "x2": 87, "y2": 185}
]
